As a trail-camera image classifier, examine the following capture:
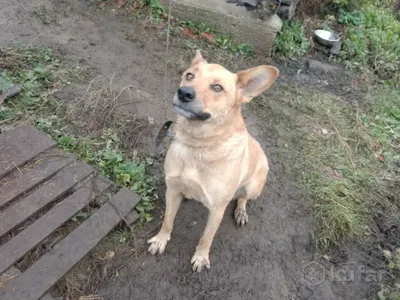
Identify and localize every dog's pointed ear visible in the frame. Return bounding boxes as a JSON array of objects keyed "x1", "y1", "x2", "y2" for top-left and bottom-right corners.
[
  {"x1": 191, "y1": 50, "x2": 207, "y2": 67},
  {"x1": 237, "y1": 66, "x2": 279, "y2": 103}
]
